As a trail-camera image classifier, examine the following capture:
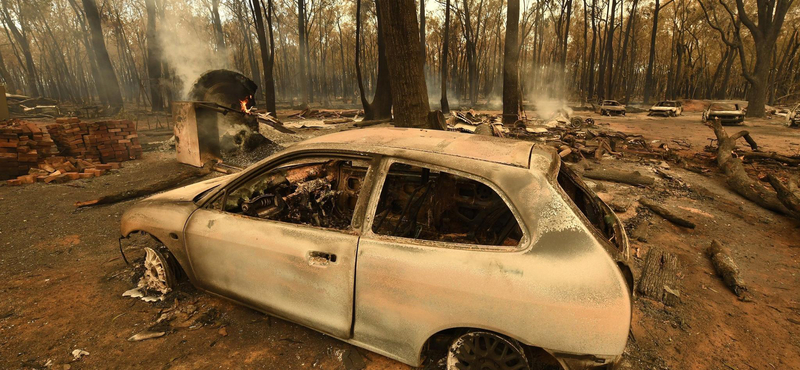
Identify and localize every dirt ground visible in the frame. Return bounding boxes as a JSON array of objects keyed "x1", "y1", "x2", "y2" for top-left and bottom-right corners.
[{"x1": 1, "y1": 110, "x2": 799, "y2": 370}]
